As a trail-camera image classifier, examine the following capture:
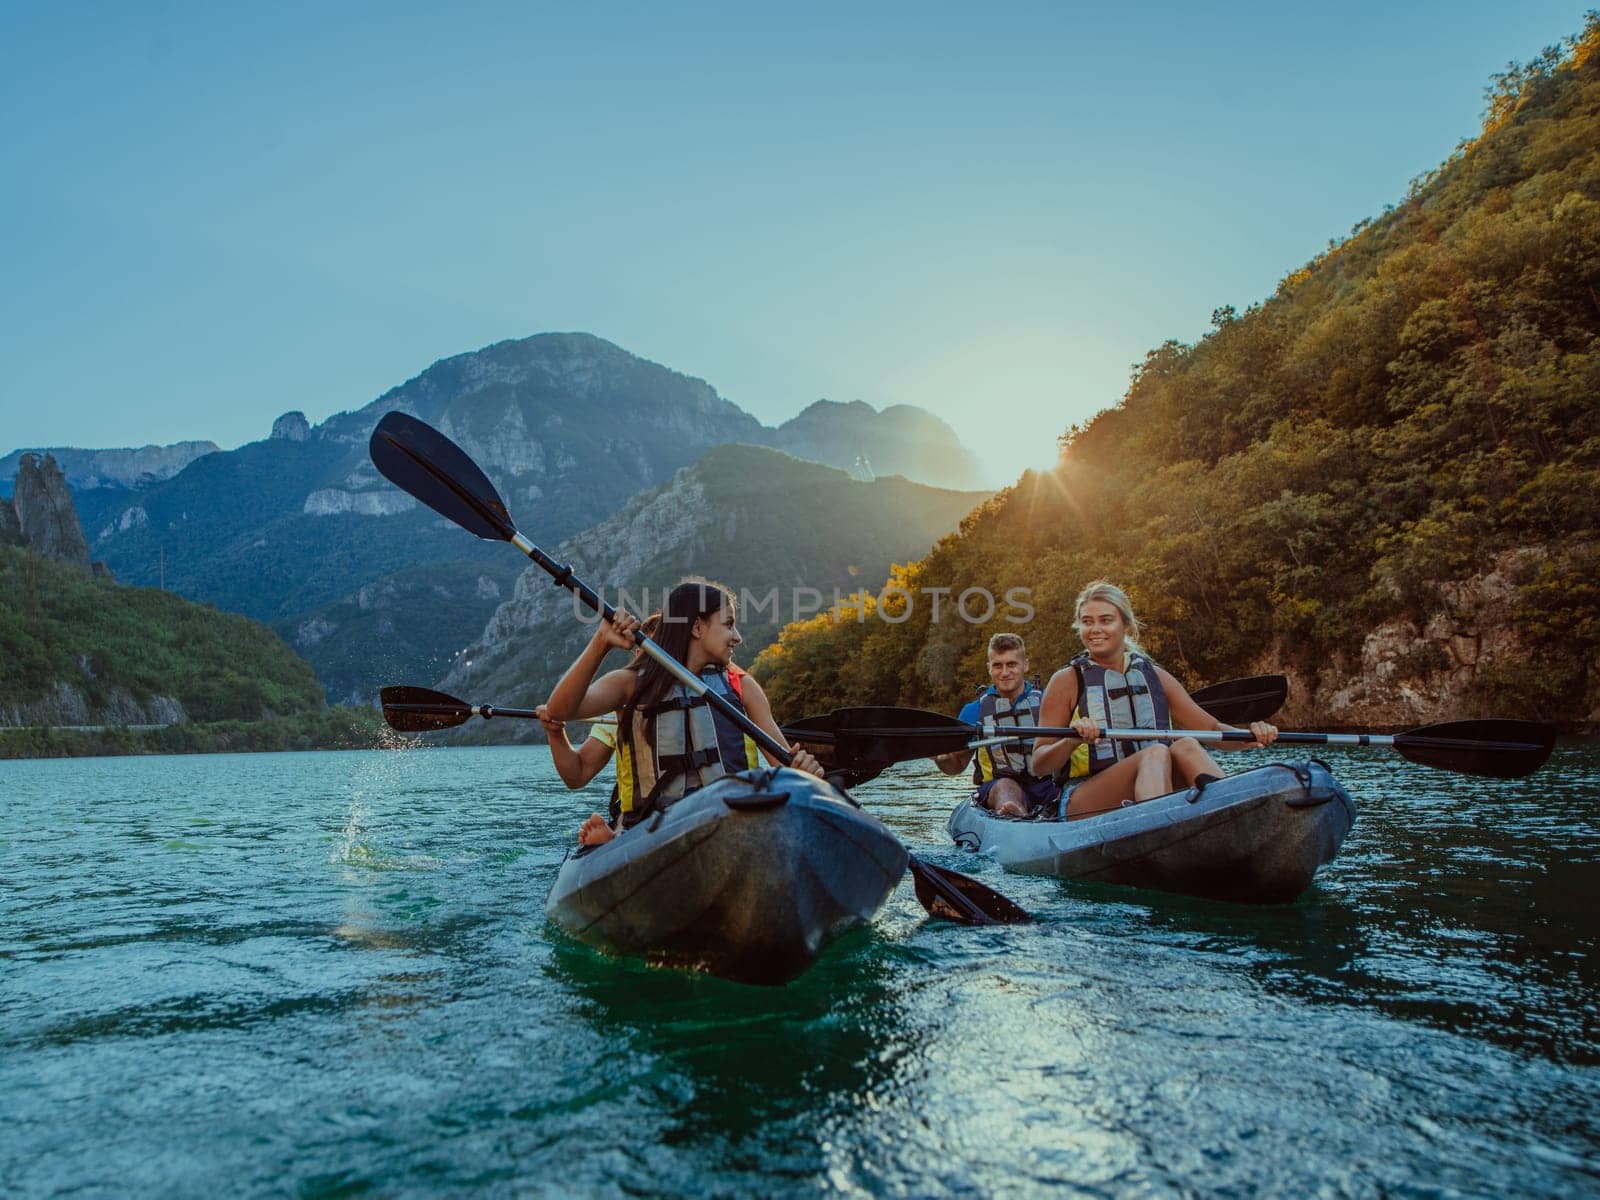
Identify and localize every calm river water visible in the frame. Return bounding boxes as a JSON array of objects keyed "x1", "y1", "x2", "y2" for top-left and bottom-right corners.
[{"x1": 2, "y1": 743, "x2": 1597, "y2": 1198}]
